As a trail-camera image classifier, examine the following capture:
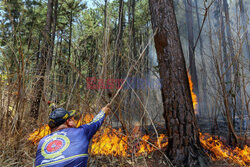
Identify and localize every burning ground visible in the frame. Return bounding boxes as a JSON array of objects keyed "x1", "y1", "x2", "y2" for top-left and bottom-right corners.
[
  {"x1": 29, "y1": 115, "x2": 250, "y2": 166},
  {"x1": 28, "y1": 74, "x2": 249, "y2": 166}
]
